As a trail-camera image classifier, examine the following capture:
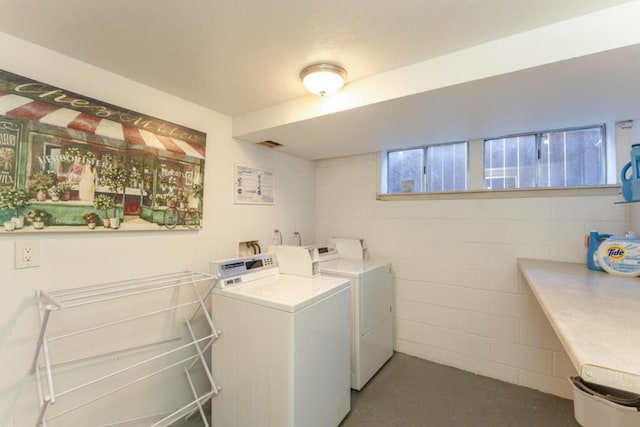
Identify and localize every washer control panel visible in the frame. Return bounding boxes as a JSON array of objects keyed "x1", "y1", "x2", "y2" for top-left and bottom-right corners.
[{"x1": 211, "y1": 253, "x2": 277, "y2": 288}]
